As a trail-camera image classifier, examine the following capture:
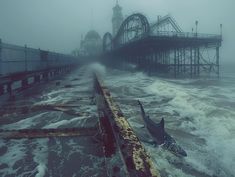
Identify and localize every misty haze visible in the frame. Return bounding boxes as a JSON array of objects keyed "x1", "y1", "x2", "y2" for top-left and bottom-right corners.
[{"x1": 0, "y1": 0, "x2": 235, "y2": 177}]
